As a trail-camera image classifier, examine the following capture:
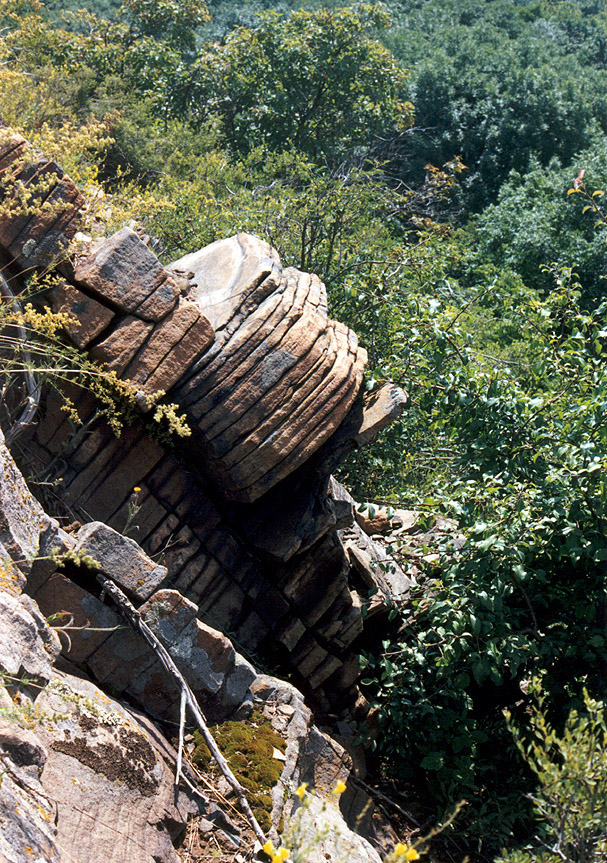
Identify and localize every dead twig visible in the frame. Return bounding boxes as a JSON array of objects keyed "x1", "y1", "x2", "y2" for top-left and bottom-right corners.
[{"x1": 94, "y1": 572, "x2": 267, "y2": 845}]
